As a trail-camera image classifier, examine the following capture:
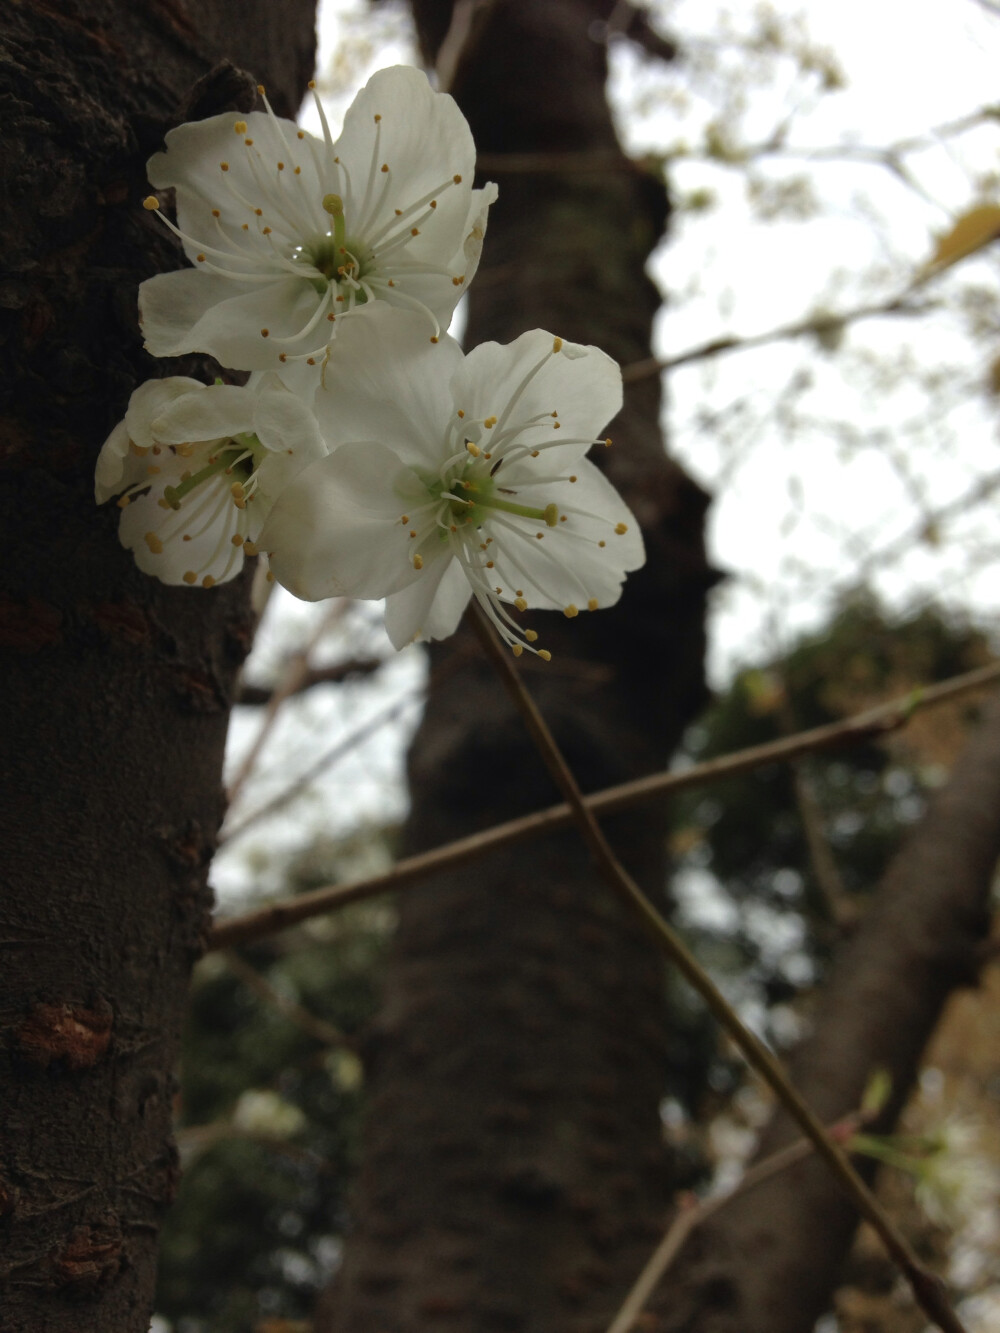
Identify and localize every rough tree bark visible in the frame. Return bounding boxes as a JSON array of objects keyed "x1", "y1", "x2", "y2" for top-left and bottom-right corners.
[
  {"x1": 318, "y1": 4, "x2": 714, "y2": 1332},
  {"x1": 650, "y1": 690, "x2": 1000, "y2": 1333},
  {"x1": 0, "y1": 5, "x2": 314, "y2": 1330}
]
